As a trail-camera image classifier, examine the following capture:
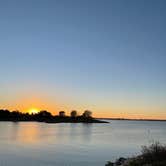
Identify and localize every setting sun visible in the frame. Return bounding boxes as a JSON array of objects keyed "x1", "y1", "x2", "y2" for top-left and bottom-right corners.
[{"x1": 28, "y1": 108, "x2": 39, "y2": 114}]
